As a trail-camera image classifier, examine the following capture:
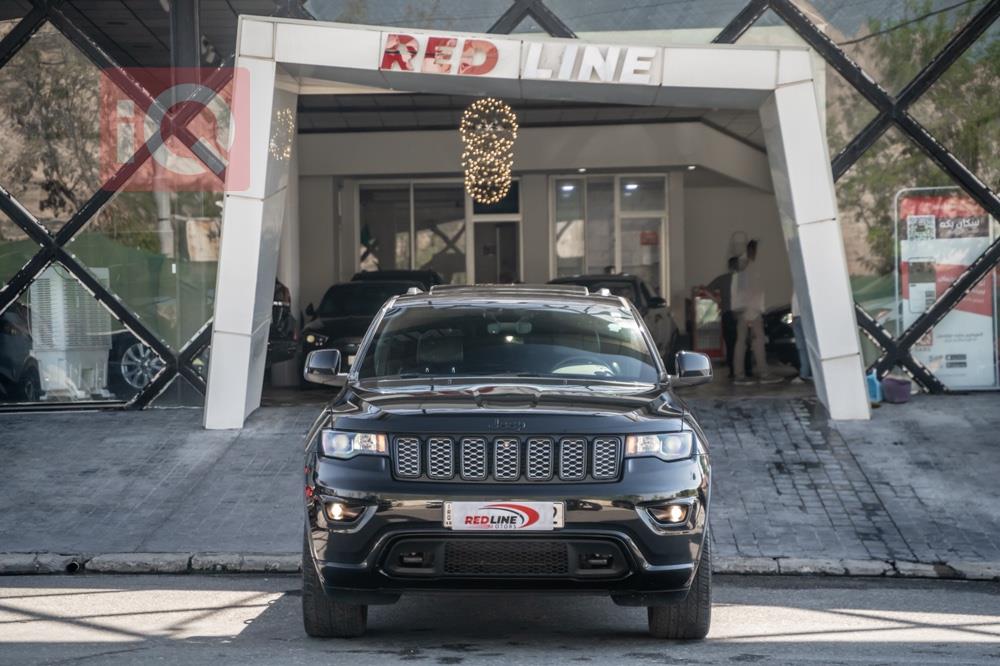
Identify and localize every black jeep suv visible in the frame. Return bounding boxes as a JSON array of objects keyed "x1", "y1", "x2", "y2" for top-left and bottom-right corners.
[{"x1": 301, "y1": 285, "x2": 713, "y2": 639}]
